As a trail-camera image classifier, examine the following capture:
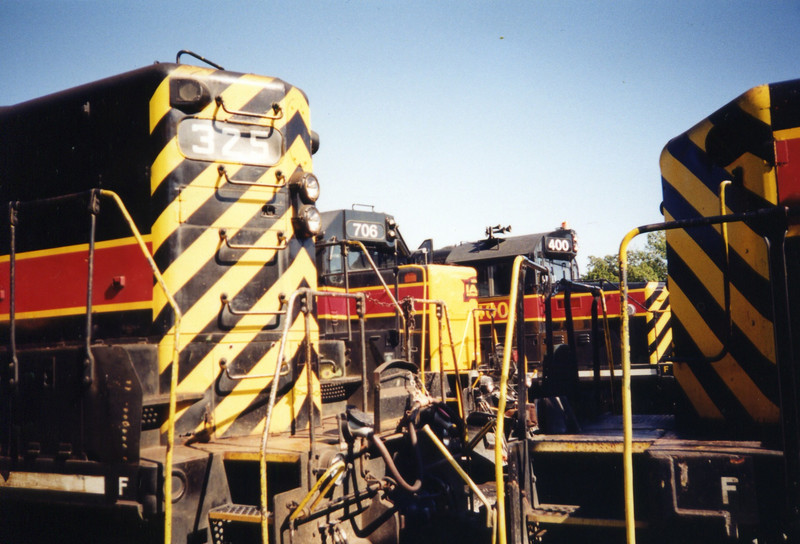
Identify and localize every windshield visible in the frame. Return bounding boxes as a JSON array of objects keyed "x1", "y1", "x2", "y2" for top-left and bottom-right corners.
[{"x1": 322, "y1": 244, "x2": 396, "y2": 282}]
